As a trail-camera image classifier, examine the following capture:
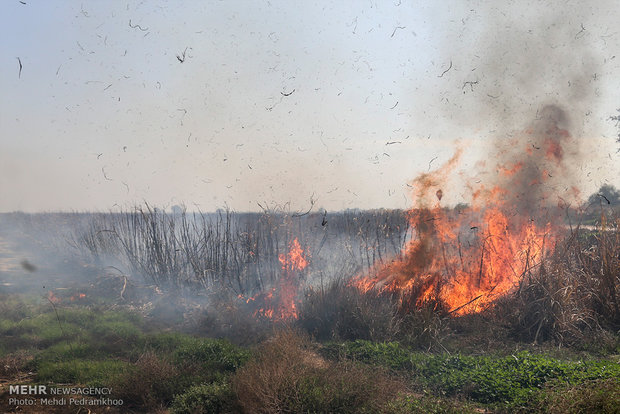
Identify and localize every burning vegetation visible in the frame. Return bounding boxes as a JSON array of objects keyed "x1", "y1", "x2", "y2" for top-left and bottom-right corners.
[
  {"x1": 0, "y1": 110, "x2": 618, "y2": 413},
  {"x1": 4, "y1": 1, "x2": 620, "y2": 411},
  {"x1": 352, "y1": 105, "x2": 586, "y2": 316},
  {"x1": 240, "y1": 237, "x2": 308, "y2": 320}
]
